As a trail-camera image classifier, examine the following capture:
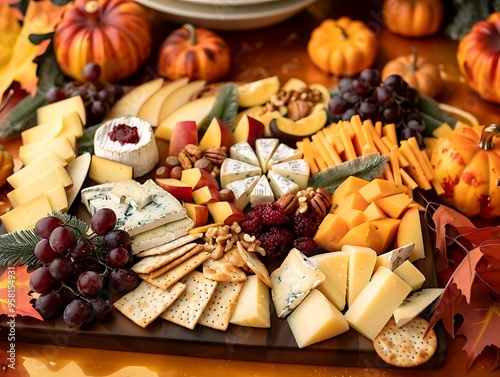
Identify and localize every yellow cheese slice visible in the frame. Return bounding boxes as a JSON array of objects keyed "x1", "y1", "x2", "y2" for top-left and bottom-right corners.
[
  {"x1": 0, "y1": 194, "x2": 52, "y2": 233},
  {"x1": 36, "y1": 95, "x2": 86, "y2": 125},
  {"x1": 19, "y1": 135, "x2": 76, "y2": 165},
  {"x1": 88, "y1": 155, "x2": 133, "y2": 184},
  {"x1": 342, "y1": 245, "x2": 377, "y2": 307},
  {"x1": 7, "y1": 152, "x2": 67, "y2": 188}
]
